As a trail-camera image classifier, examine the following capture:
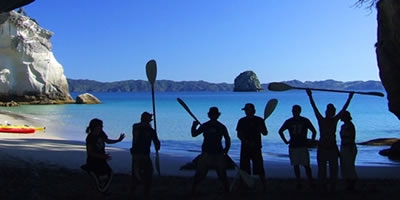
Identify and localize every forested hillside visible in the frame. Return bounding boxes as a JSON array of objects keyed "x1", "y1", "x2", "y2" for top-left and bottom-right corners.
[{"x1": 67, "y1": 79, "x2": 383, "y2": 92}]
